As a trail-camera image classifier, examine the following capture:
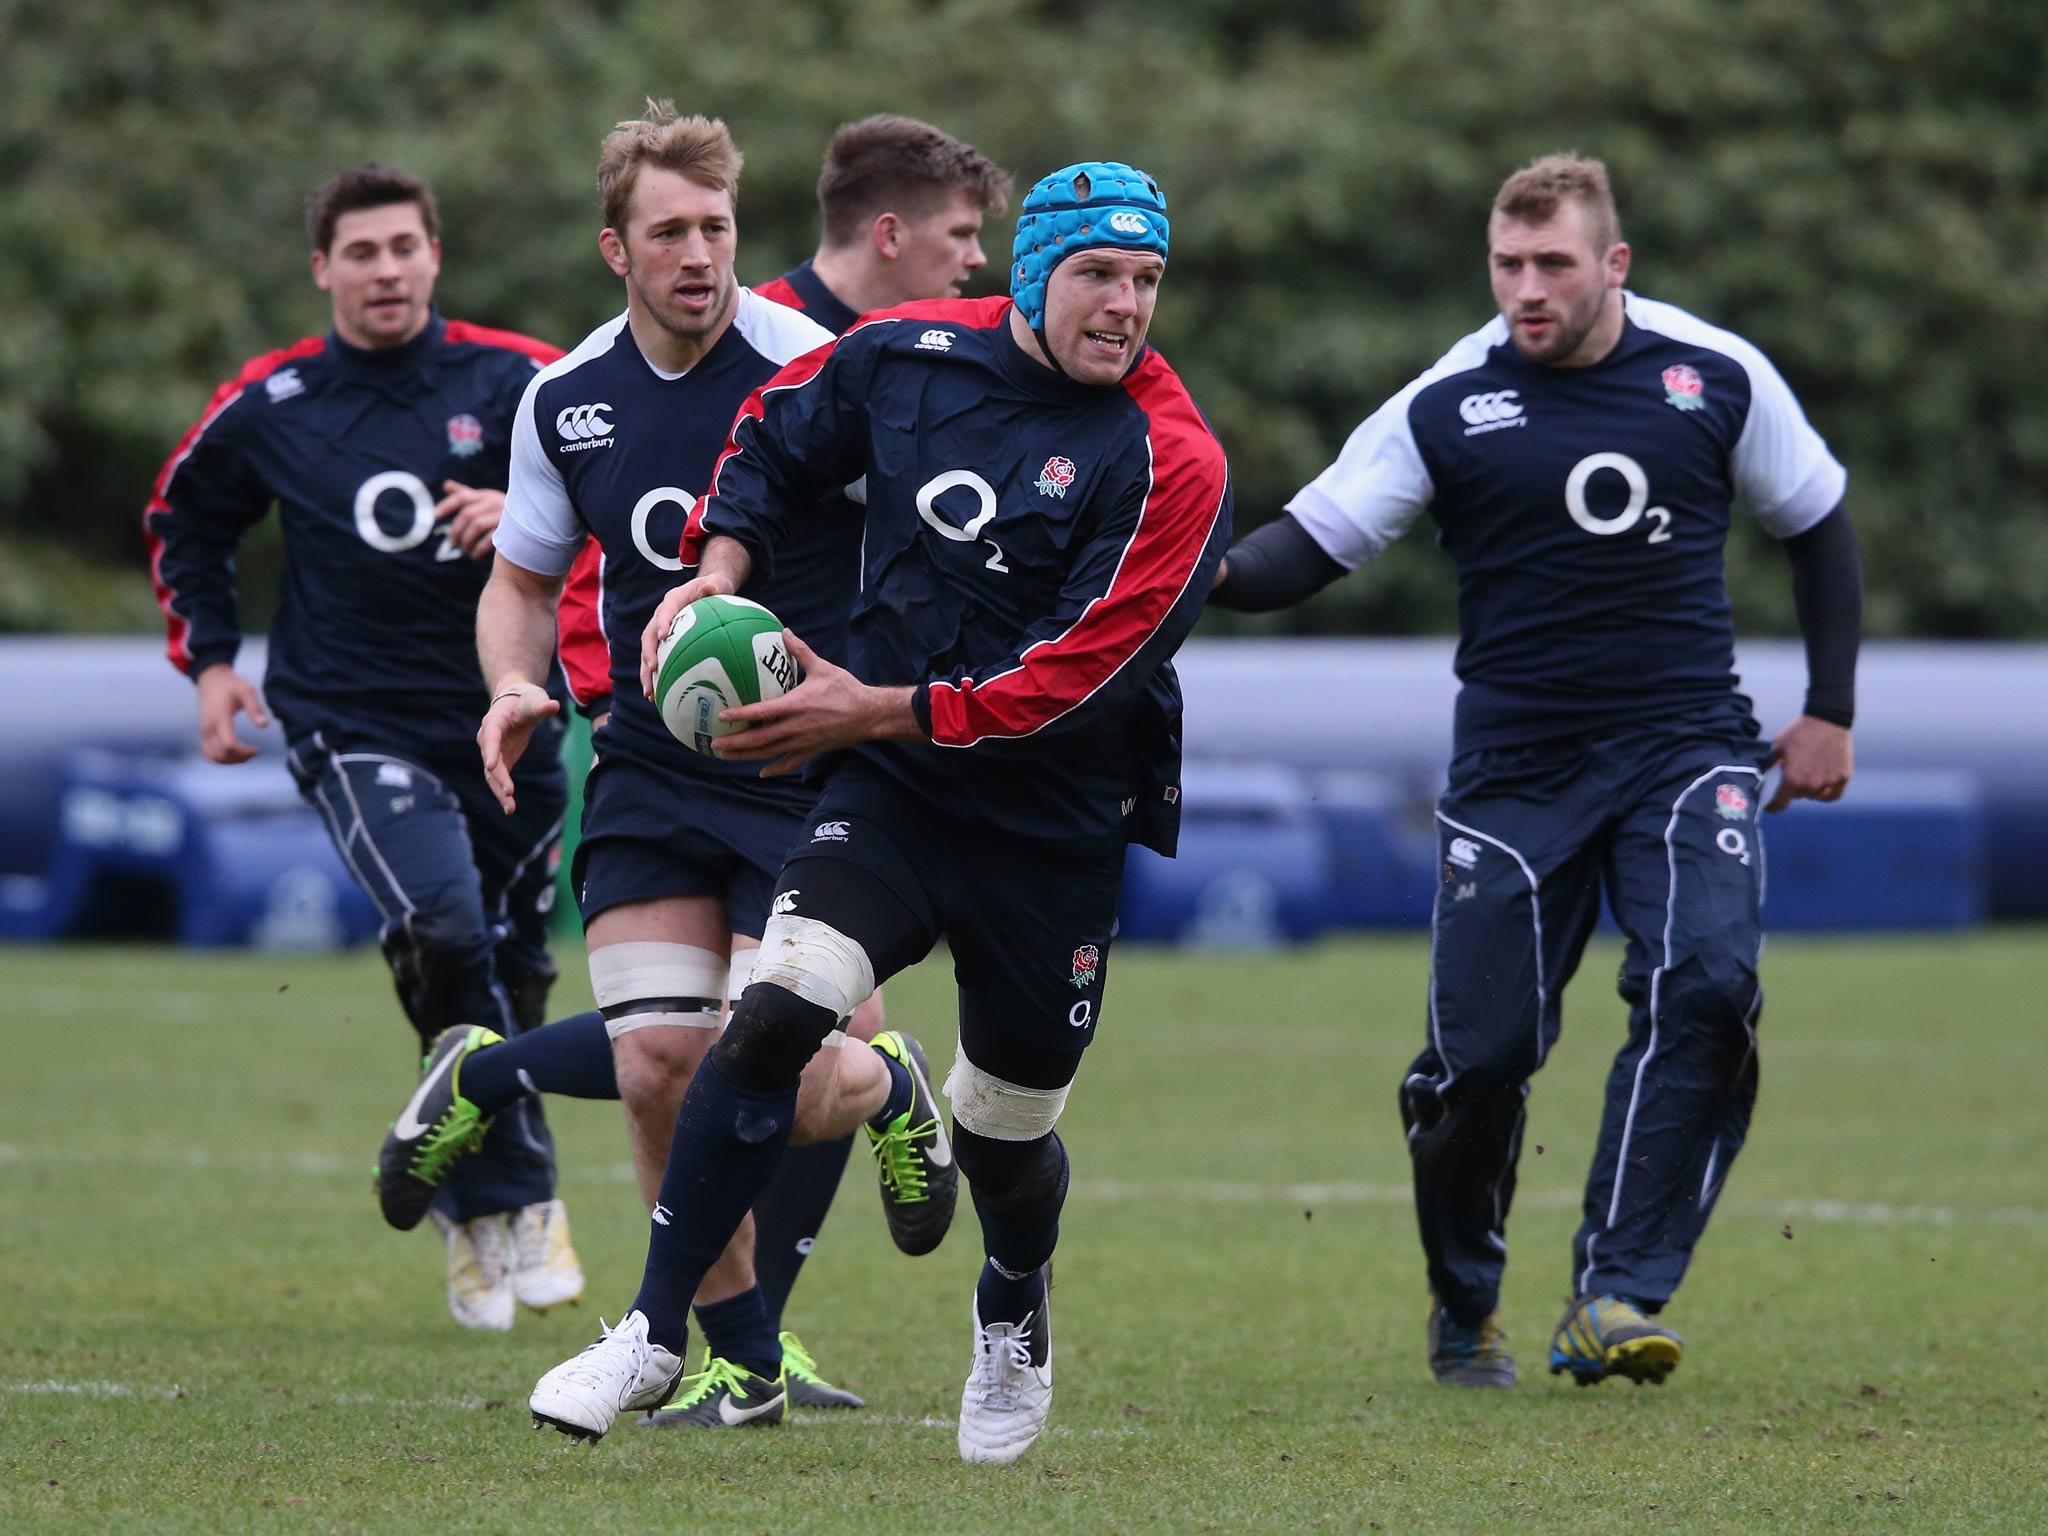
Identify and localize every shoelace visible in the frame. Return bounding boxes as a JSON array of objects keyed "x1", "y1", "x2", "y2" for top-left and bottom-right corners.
[
  {"x1": 777, "y1": 1333, "x2": 825, "y2": 1383},
  {"x1": 453, "y1": 1215, "x2": 510, "y2": 1281},
  {"x1": 510, "y1": 1205, "x2": 556, "y2": 1268},
  {"x1": 671, "y1": 1355, "x2": 755, "y2": 1409},
  {"x1": 966, "y1": 1317, "x2": 1039, "y2": 1411},
  {"x1": 407, "y1": 1104, "x2": 488, "y2": 1180},
  {"x1": 868, "y1": 1113, "x2": 936, "y2": 1200},
  {"x1": 557, "y1": 1317, "x2": 651, "y2": 1392}
]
